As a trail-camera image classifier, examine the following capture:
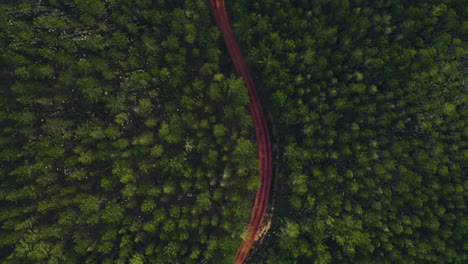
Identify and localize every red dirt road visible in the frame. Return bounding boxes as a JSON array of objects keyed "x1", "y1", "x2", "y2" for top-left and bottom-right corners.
[{"x1": 209, "y1": 1, "x2": 272, "y2": 263}]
